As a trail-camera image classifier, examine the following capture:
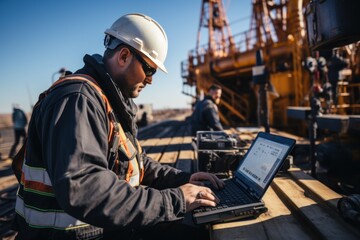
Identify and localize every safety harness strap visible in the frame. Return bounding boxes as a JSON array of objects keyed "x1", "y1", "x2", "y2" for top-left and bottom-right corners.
[{"x1": 54, "y1": 74, "x2": 144, "y2": 185}]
